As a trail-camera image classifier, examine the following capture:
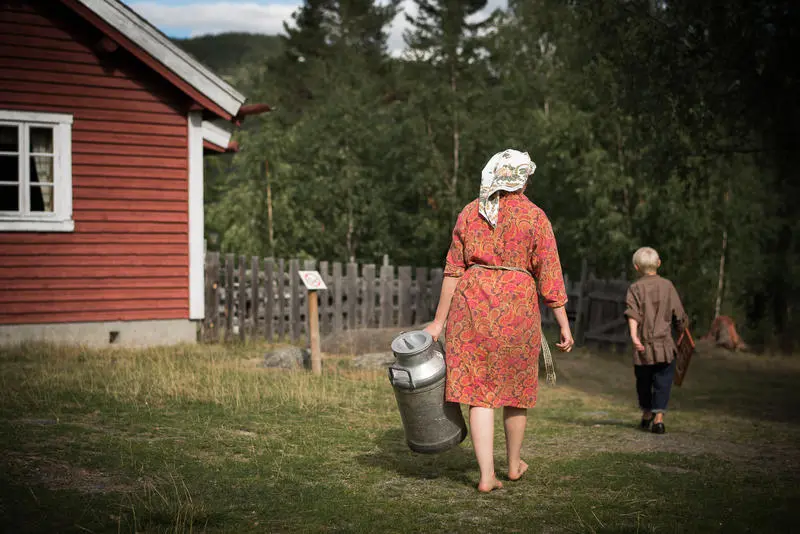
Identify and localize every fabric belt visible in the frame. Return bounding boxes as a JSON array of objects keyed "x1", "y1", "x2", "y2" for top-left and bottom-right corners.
[{"x1": 467, "y1": 264, "x2": 557, "y2": 386}]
